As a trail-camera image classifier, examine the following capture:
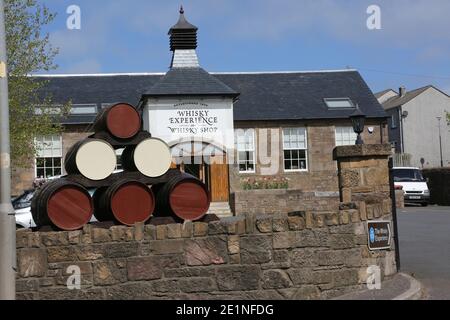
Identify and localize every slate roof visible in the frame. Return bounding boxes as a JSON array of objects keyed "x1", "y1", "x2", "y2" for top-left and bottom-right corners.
[
  {"x1": 381, "y1": 85, "x2": 432, "y2": 110},
  {"x1": 144, "y1": 68, "x2": 239, "y2": 97},
  {"x1": 33, "y1": 69, "x2": 387, "y2": 124}
]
